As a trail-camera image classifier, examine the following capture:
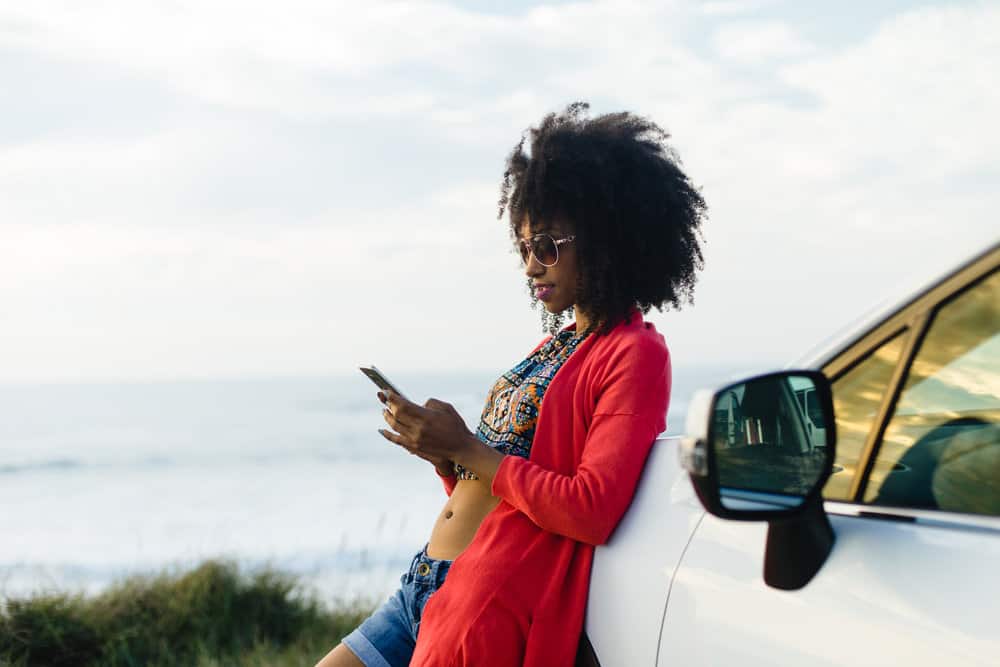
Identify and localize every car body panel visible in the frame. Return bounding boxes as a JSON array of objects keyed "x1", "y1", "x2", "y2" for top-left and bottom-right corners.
[
  {"x1": 655, "y1": 242, "x2": 1000, "y2": 665},
  {"x1": 659, "y1": 510, "x2": 1000, "y2": 666},
  {"x1": 585, "y1": 436, "x2": 704, "y2": 666}
]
